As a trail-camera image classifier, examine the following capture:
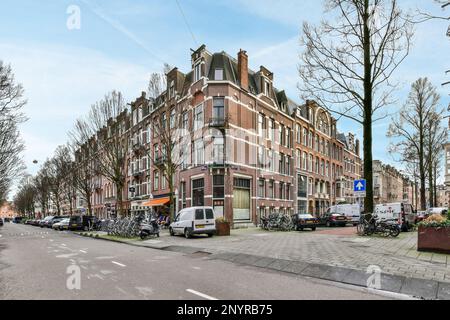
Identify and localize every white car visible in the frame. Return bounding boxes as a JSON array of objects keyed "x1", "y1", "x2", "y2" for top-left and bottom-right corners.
[{"x1": 169, "y1": 207, "x2": 217, "y2": 238}]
